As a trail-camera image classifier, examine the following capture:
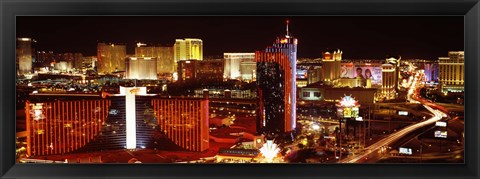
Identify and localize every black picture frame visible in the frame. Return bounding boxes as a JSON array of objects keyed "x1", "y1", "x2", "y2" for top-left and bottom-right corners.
[{"x1": 1, "y1": 0, "x2": 479, "y2": 179}]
